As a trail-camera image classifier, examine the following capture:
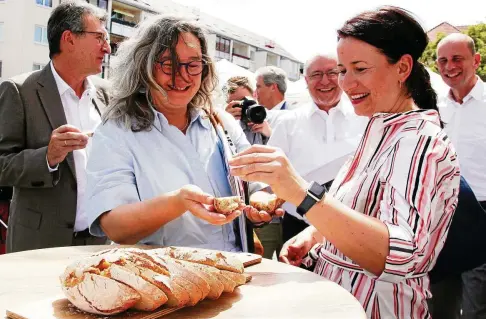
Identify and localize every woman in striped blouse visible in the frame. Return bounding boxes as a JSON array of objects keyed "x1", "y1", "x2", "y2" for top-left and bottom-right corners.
[{"x1": 230, "y1": 6, "x2": 461, "y2": 318}]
